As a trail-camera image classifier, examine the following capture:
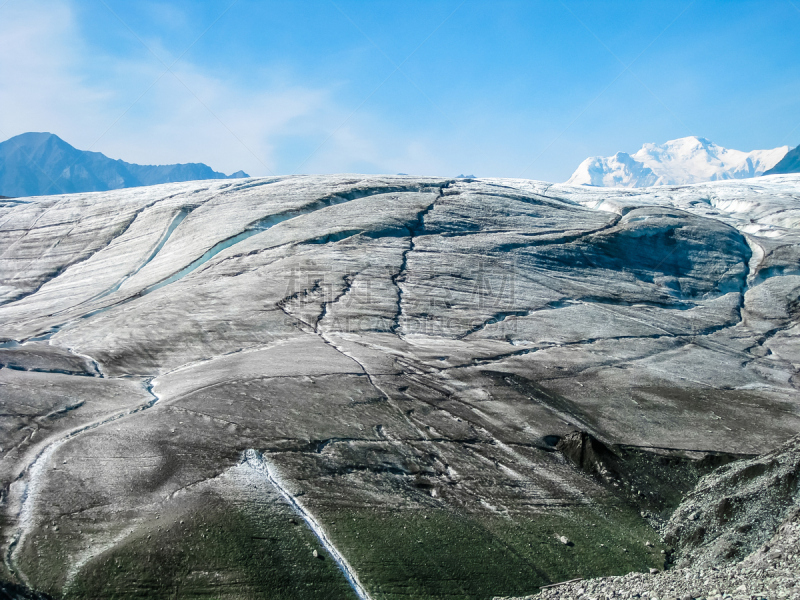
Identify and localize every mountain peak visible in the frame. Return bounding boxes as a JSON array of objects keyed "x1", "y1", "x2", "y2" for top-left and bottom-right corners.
[
  {"x1": 9, "y1": 131, "x2": 60, "y2": 142},
  {"x1": 4, "y1": 132, "x2": 69, "y2": 152},
  {"x1": 568, "y1": 138, "x2": 789, "y2": 188},
  {"x1": 0, "y1": 133, "x2": 249, "y2": 197},
  {"x1": 674, "y1": 135, "x2": 712, "y2": 145}
]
